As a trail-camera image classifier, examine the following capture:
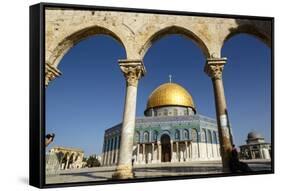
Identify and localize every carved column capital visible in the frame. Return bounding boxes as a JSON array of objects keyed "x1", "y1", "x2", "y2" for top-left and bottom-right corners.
[
  {"x1": 119, "y1": 59, "x2": 146, "y2": 87},
  {"x1": 45, "y1": 62, "x2": 61, "y2": 86},
  {"x1": 204, "y1": 58, "x2": 227, "y2": 80}
]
